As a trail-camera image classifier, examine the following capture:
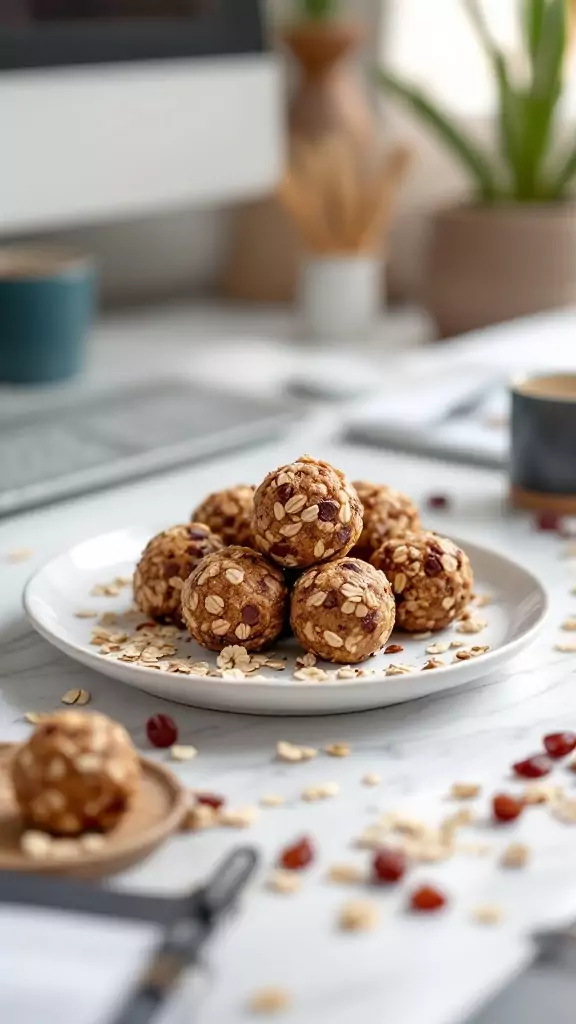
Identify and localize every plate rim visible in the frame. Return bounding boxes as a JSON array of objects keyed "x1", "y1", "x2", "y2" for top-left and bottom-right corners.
[{"x1": 23, "y1": 527, "x2": 549, "y2": 692}]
